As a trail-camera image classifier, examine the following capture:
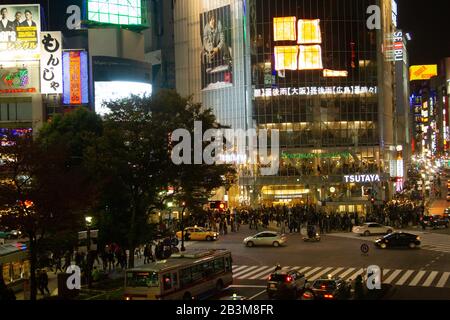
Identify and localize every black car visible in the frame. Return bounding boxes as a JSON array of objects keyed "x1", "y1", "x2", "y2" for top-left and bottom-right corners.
[
  {"x1": 375, "y1": 232, "x2": 421, "y2": 249},
  {"x1": 420, "y1": 215, "x2": 449, "y2": 229},
  {"x1": 267, "y1": 270, "x2": 307, "y2": 300},
  {"x1": 302, "y1": 278, "x2": 351, "y2": 300}
]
